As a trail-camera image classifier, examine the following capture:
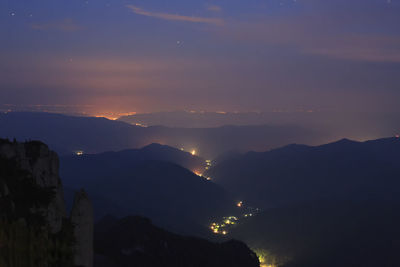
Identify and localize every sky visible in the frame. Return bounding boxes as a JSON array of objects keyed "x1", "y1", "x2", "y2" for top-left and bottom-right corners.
[{"x1": 1, "y1": 0, "x2": 400, "y2": 116}]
